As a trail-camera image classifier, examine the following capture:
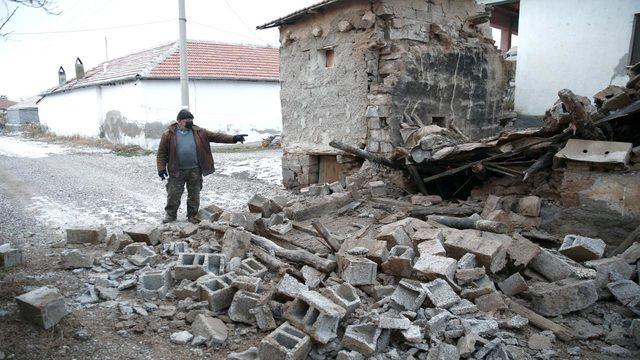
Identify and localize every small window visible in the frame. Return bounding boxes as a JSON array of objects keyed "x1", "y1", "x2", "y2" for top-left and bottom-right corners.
[
  {"x1": 630, "y1": 14, "x2": 640, "y2": 65},
  {"x1": 324, "y1": 48, "x2": 335, "y2": 68}
]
